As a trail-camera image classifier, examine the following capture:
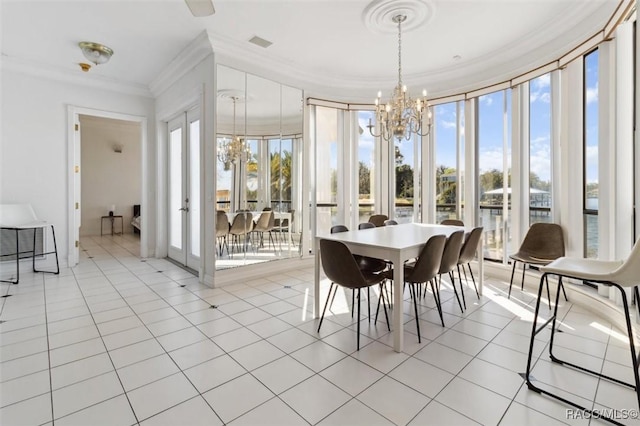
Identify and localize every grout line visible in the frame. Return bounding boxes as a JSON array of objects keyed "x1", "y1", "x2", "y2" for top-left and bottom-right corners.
[
  {"x1": 41, "y1": 272, "x2": 55, "y2": 424},
  {"x1": 3, "y1": 235, "x2": 631, "y2": 426}
]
